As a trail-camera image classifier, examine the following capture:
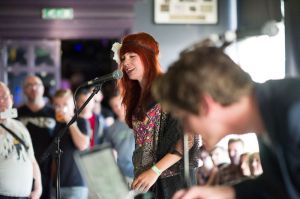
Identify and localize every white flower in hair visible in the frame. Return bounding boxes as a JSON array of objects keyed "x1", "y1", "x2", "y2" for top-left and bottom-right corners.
[{"x1": 111, "y1": 42, "x2": 122, "y2": 64}]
